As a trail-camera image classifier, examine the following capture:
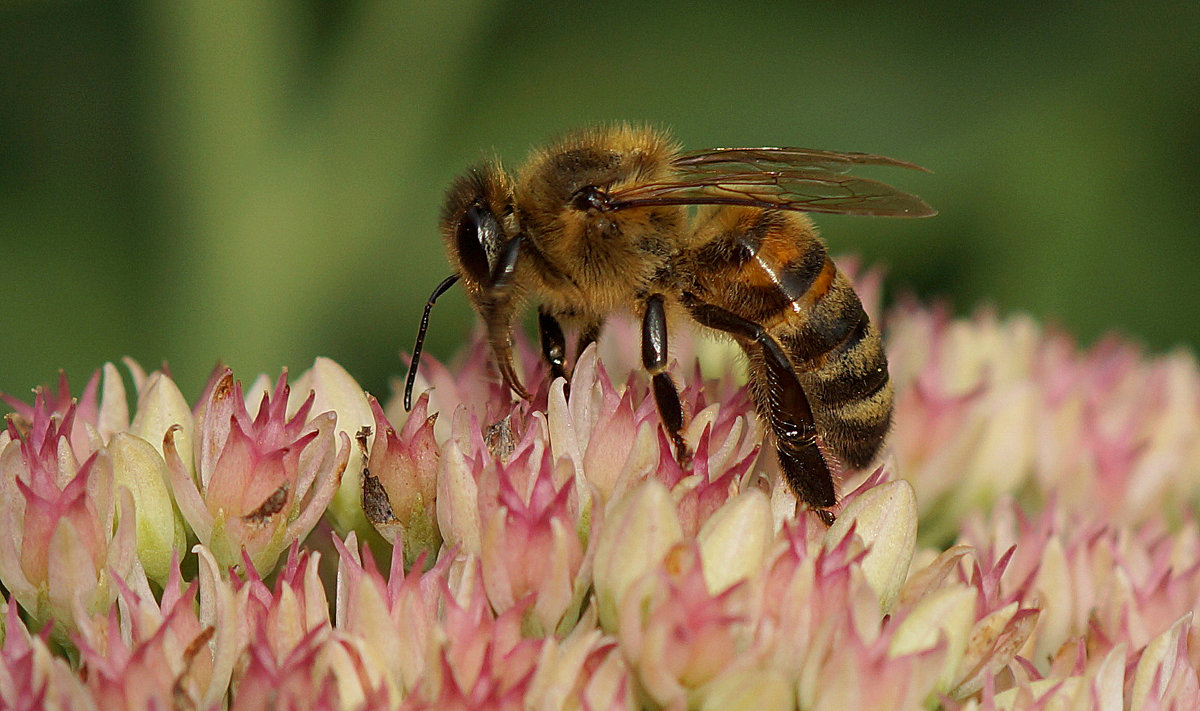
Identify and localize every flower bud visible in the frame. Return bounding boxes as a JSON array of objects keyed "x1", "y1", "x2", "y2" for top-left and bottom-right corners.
[
  {"x1": 827, "y1": 479, "x2": 917, "y2": 613},
  {"x1": 1130, "y1": 613, "x2": 1192, "y2": 711},
  {"x1": 167, "y1": 369, "x2": 347, "y2": 573},
  {"x1": 436, "y1": 437, "x2": 481, "y2": 555},
  {"x1": 696, "y1": 488, "x2": 772, "y2": 593},
  {"x1": 107, "y1": 432, "x2": 187, "y2": 584},
  {"x1": 293, "y1": 357, "x2": 373, "y2": 534},
  {"x1": 592, "y1": 479, "x2": 683, "y2": 630},
  {"x1": 129, "y1": 371, "x2": 195, "y2": 483}
]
